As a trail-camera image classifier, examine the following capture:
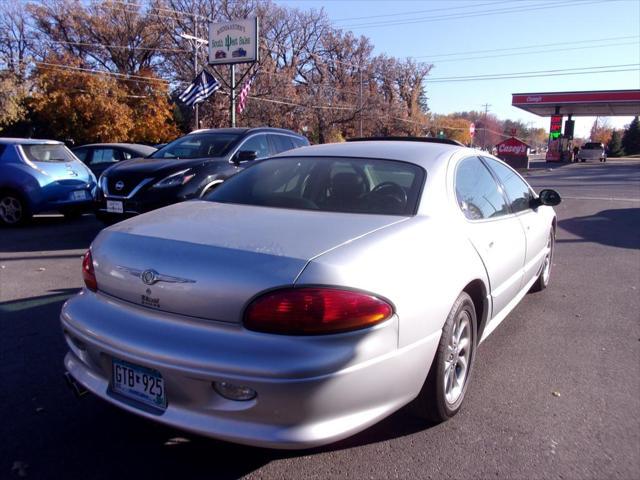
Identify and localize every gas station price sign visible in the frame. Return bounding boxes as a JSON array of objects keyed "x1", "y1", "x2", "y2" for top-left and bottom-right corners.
[{"x1": 550, "y1": 115, "x2": 562, "y2": 139}]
